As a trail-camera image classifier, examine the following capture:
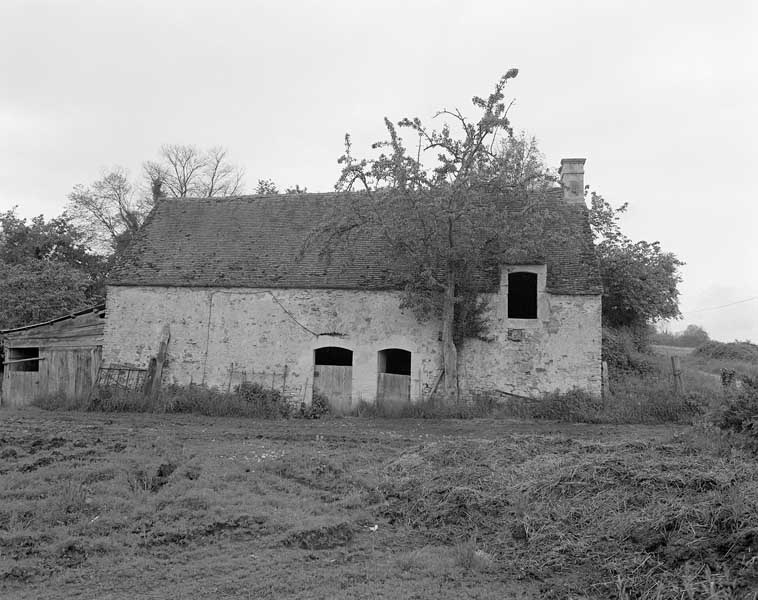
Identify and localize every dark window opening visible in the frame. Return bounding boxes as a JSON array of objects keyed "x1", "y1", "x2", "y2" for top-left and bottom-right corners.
[
  {"x1": 8, "y1": 347, "x2": 40, "y2": 372},
  {"x1": 508, "y1": 272, "x2": 538, "y2": 319},
  {"x1": 378, "y1": 349, "x2": 411, "y2": 376},
  {"x1": 314, "y1": 347, "x2": 353, "y2": 366}
]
